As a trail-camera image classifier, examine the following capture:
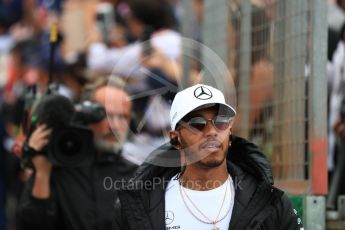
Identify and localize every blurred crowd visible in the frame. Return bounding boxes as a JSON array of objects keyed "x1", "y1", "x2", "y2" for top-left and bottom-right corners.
[{"x1": 0, "y1": 0, "x2": 189, "y2": 229}]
